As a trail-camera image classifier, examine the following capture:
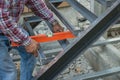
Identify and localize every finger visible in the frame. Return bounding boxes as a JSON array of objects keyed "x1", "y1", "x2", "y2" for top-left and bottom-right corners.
[
  {"x1": 59, "y1": 29, "x2": 63, "y2": 32},
  {"x1": 56, "y1": 29, "x2": 63, "y2": 32},
  {"x1": 26, "y1": 49, "x2": 33, "y2": 53},
  {"x1": 33, "y1": 50, "x2": 38, "y2": 57},
  {"x1": 54, "y1": 30, "x2": 58, "y2": 33}
]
